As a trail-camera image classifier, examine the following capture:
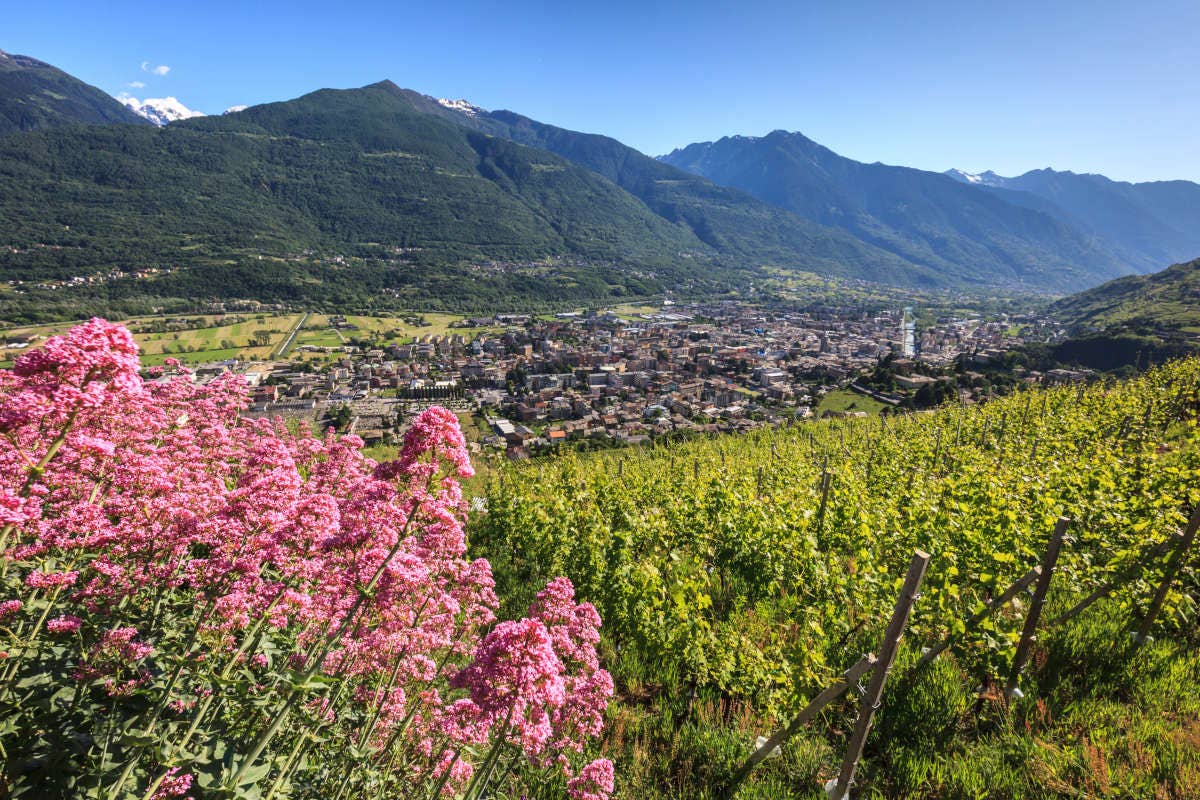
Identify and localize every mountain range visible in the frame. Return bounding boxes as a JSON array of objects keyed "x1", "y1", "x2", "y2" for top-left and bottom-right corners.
[
  {"x1": 0, "y1": 48, "x2": 1197, "y2": 322},
  {"x1": 661, "y1": 131, "x2": 1200, "y2": 291},
  {"x1": 945, "y1": 168, "x2": 1200, "y2": 273}
]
